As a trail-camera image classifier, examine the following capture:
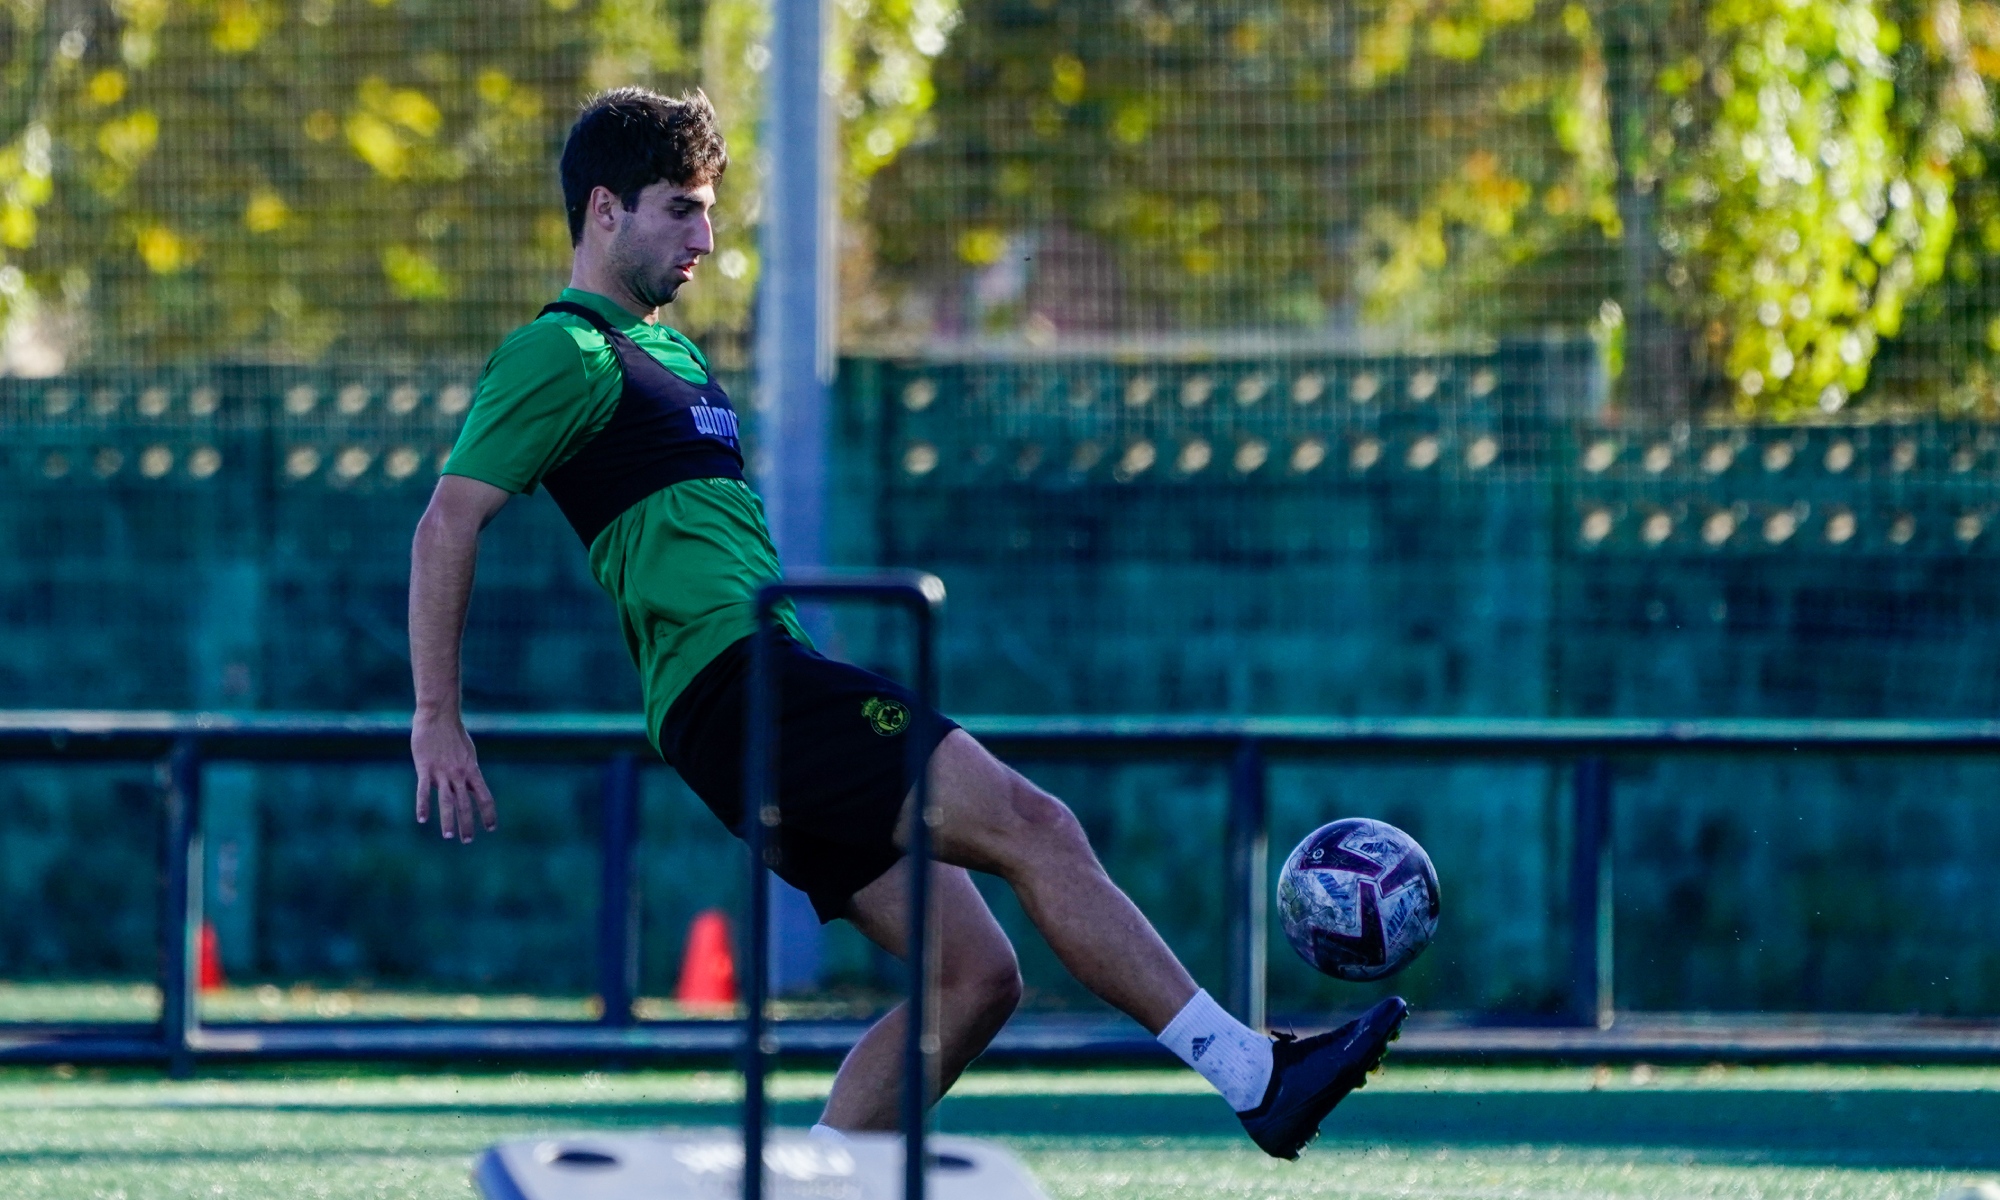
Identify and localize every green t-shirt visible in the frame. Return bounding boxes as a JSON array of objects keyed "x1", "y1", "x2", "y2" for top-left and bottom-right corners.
[{"x1": 444, "y1": 287, "x2": 808, "y2": 750}]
